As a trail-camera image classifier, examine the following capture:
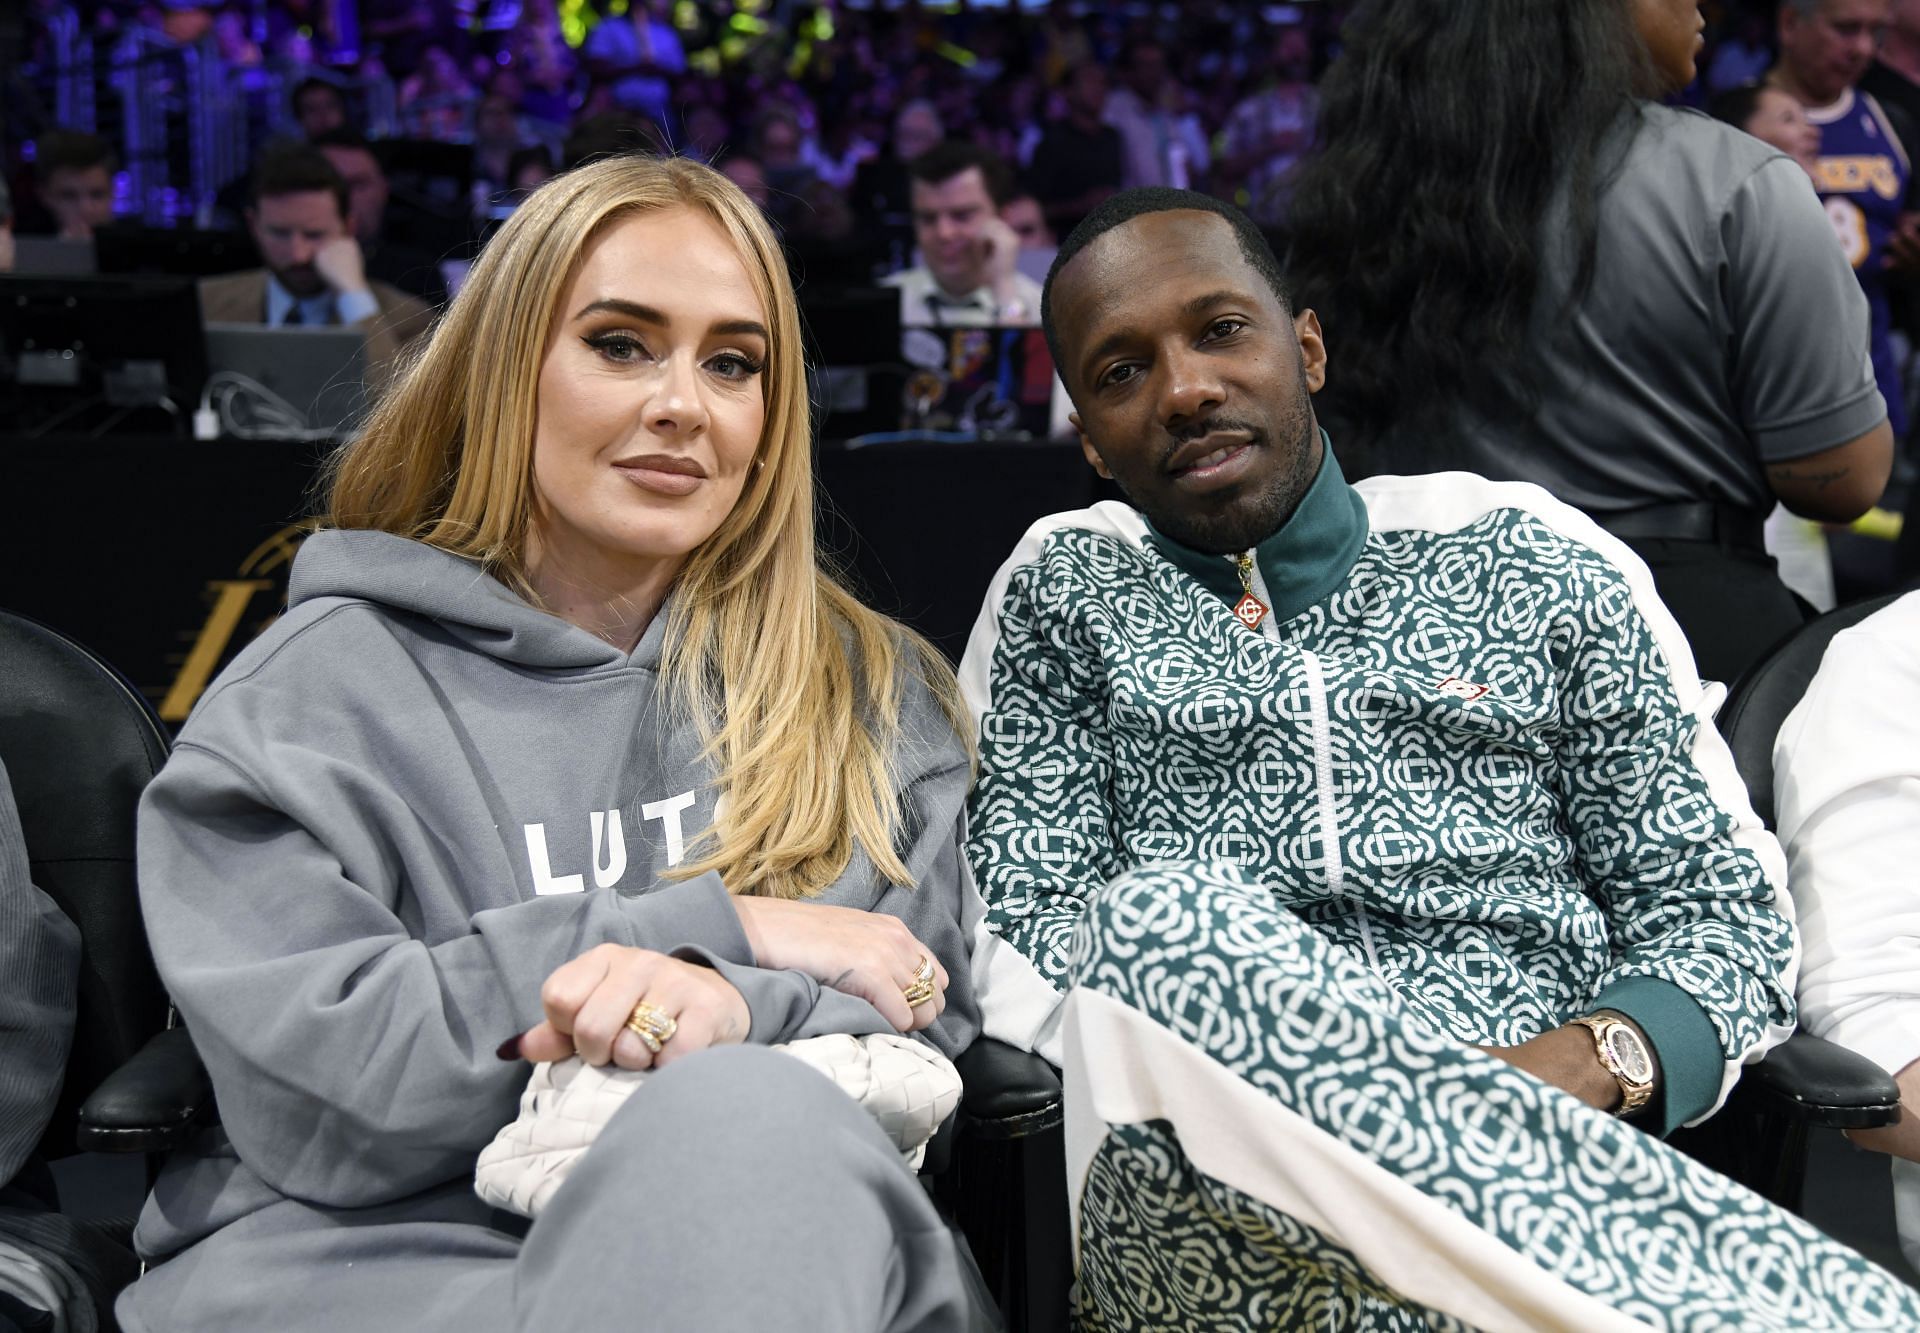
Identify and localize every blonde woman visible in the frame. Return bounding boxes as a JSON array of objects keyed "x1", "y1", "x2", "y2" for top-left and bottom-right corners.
[{"x1": 122, "y1": 155, "x2": 985, "y2": 1332}]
